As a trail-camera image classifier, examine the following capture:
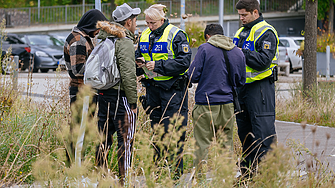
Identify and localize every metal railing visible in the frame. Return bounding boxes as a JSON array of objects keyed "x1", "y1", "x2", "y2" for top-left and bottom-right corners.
[{"x1": 0, "y1": 0, "x2": 303, "y2": 27}]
